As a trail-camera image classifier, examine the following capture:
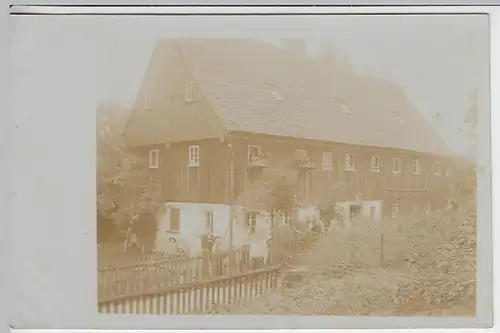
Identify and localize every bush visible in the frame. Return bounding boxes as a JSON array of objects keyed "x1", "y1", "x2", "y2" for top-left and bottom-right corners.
[{"x1": 211, "y1": 192, "x2": 476, "y2": 315}]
